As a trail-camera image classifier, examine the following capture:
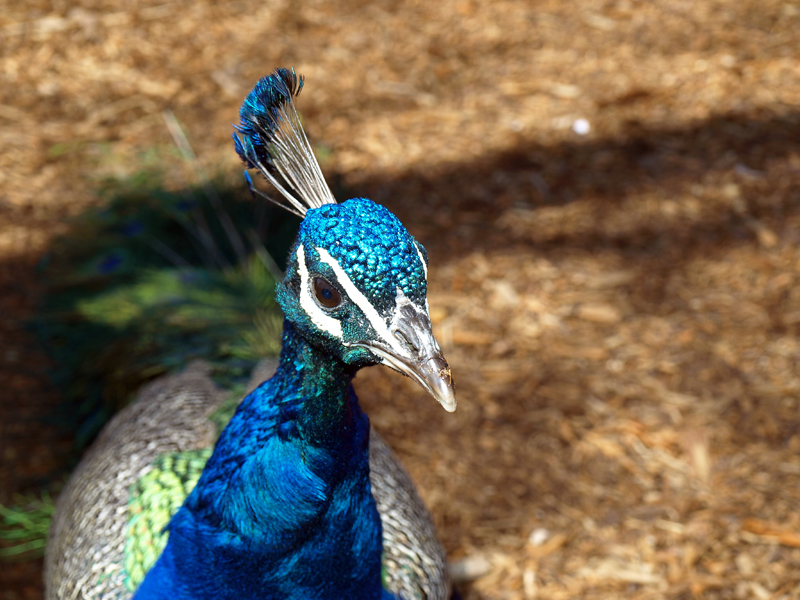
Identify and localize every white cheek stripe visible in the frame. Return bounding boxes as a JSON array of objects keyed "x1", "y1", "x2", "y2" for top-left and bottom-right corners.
[
  {"x1": 296, "y1": 244, "x2": 343, "y2": 339},
  {"x1": 414, "y1": 243, "x2": 428, "y2": 280},
  {"x1": 414, "y1": 243, "x2": 430, "y2": 313},
  {"x1": 315, "y1": 247, "x2": 410, "y2": 359}
]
